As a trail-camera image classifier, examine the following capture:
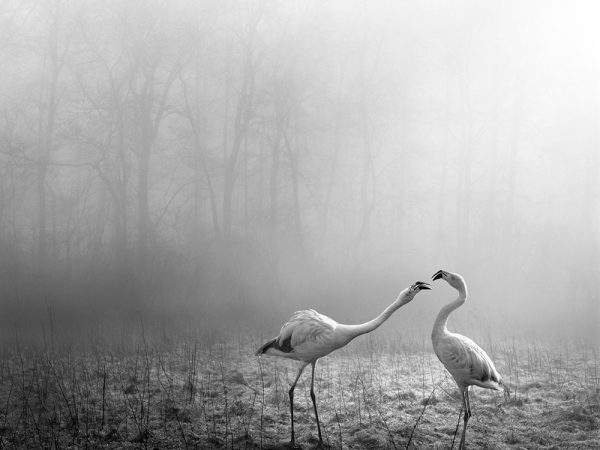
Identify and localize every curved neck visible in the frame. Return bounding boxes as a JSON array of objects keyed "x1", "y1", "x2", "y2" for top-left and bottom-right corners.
[
  {"x1": 339, "y1": 288, "x2": 411, "y2": 340},
  {"x1": 432, "y1": 285, "x2": 467, "y2": 338}
]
